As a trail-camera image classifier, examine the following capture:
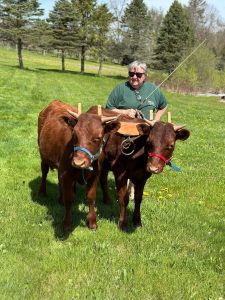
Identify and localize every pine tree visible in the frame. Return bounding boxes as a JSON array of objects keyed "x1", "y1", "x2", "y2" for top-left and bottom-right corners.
[
  {"x1": 47, "y1": 0, "x2": 79, "y2": 71},
  {"x1": 185, "y1": 0, "x2": 207, "y2": 40},
  {"x1": 27, "y1": 19, "x2": 53, "y2": 53},
  {"x1": 121, "y1": 0, "x2": 152, "y2": 64},
  {"x1": 71, "y1": 0, "x2": 97, "y2": 73},
  {"x1": 0, "y1": 0, "x2": 43, "y2": 68},
  {"x1": 92, "y1": 4, "x2": 113, "y2": 76},
  {"x1": 154, "y1": 0, "x2": 194, "y2": 73}
]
